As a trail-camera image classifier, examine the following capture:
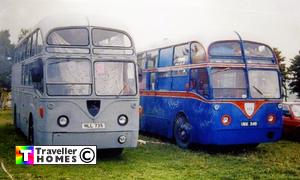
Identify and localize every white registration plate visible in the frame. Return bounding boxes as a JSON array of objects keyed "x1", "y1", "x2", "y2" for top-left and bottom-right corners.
[
  {"x1": 82, "y1": 123, "x2": 105, "y2": 129},
  {"x1": 241, "y1": 121, "x2": 258, "y2": 127}
]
